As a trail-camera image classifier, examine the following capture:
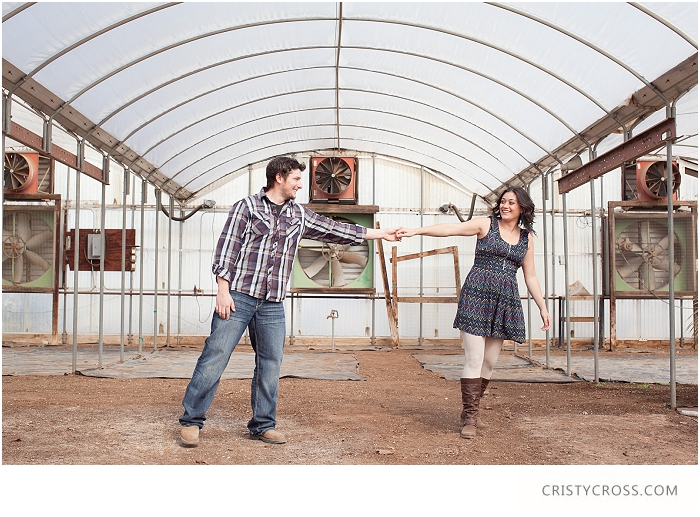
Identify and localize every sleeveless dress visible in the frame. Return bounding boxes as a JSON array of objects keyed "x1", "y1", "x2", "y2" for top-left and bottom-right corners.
[{"x1": 453, "y1": 217, "x2": 528, "y2": 343}]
